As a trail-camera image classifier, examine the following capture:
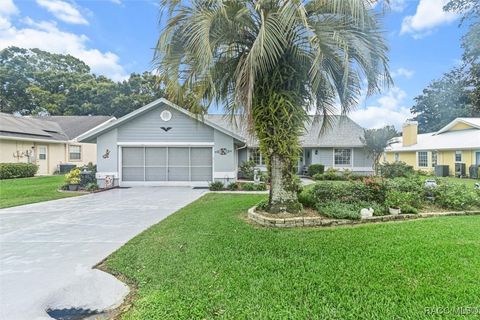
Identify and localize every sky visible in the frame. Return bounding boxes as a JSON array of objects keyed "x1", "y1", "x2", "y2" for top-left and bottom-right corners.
[{"x1": 0, "y1": 0, "x2": 468, "y2": 129}]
